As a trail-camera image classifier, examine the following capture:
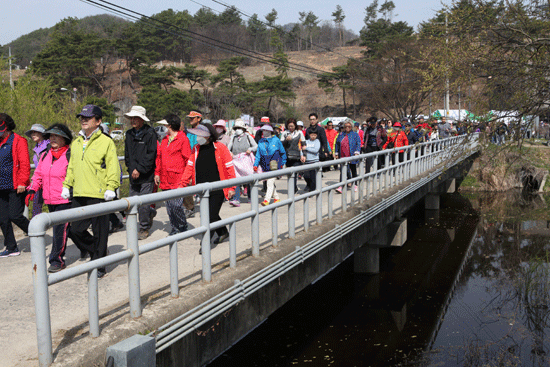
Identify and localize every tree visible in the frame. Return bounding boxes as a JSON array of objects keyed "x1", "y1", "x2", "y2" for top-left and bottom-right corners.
[
  {"x1": 318, "y1": 65, "x2": 352, "y2": 115},
  {"x1": 418, "y1": 0, "x2": 550, "y2": 142},
  {"x1": 299, "y1": 11, "x2": 320, "y2": 49},
  {"x1": 247, "y1": 14, "x2": 267, "y2": 52},
  {"x1": 177, "y1": 64, "x2": 210, "y2": 91},
  {"x1": 31, "y1": 18, "x2": 110, "y2": 93},
  {"x1": 219, "y1": 6, "x2": 242, "y2": 25},
  {"x1": 349, "y1": 0, "x2": 430, "y2": 120},
  {"x1": 332, "y1": 5, "x2": 346, "y2": 46}
]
